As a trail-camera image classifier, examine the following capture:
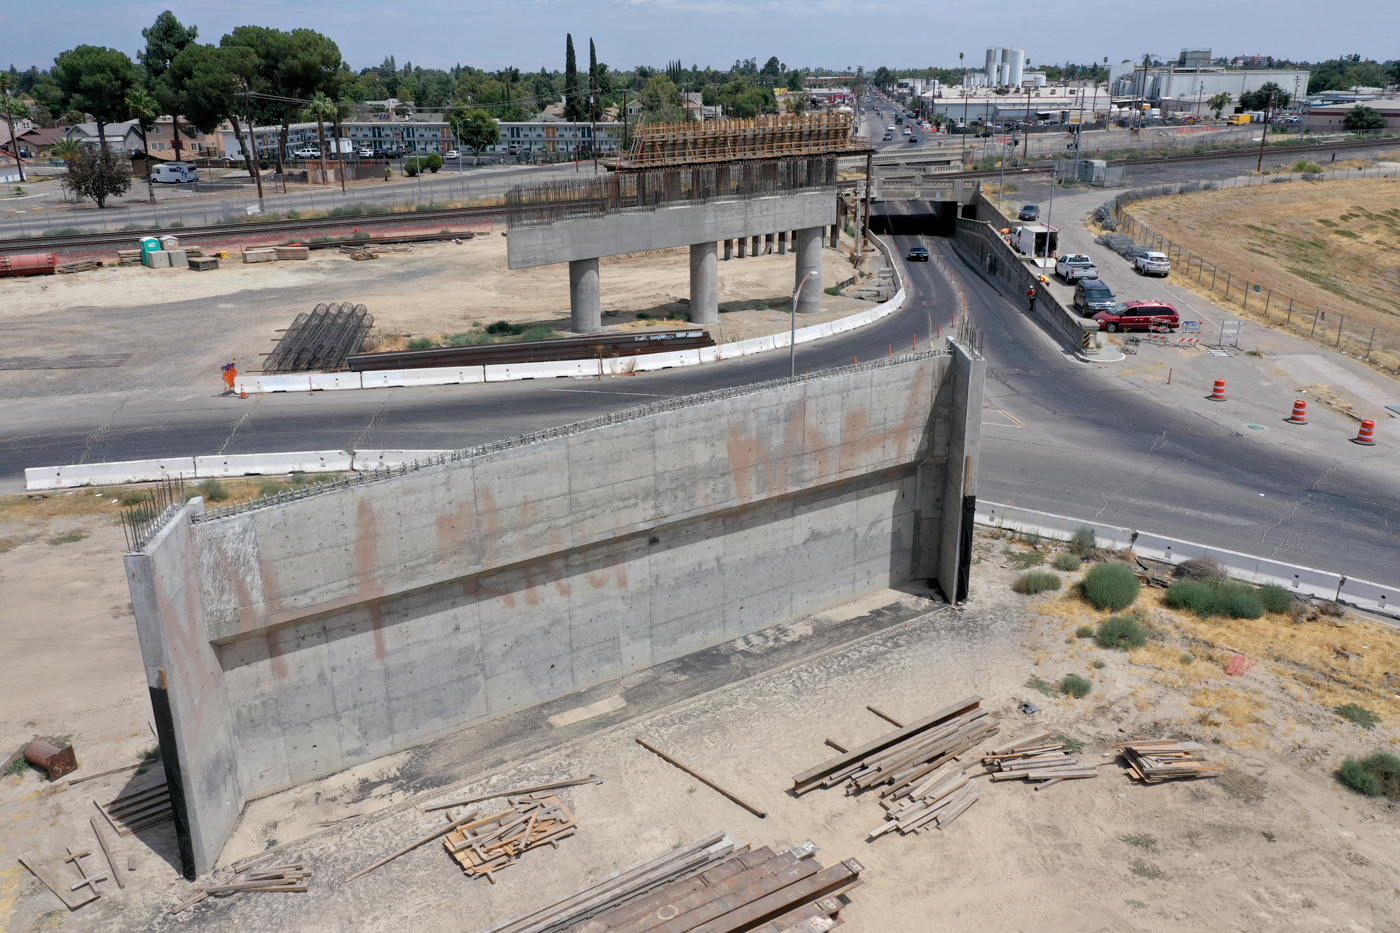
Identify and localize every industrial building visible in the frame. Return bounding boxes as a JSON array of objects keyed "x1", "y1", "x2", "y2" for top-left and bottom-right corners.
[{"x1": 1108, "y1": 49, "x2": 1308, "y2": 116}]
